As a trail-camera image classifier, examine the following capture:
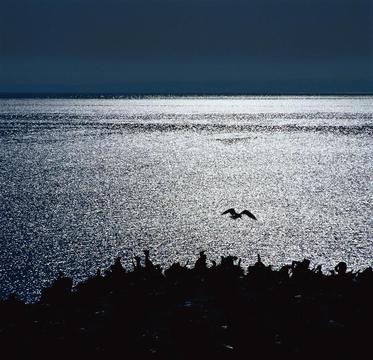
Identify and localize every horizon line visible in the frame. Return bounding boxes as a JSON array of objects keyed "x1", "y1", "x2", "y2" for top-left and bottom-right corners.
[{"x1": 1, "y1": 92, "x2": 373, "y2": 99}]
